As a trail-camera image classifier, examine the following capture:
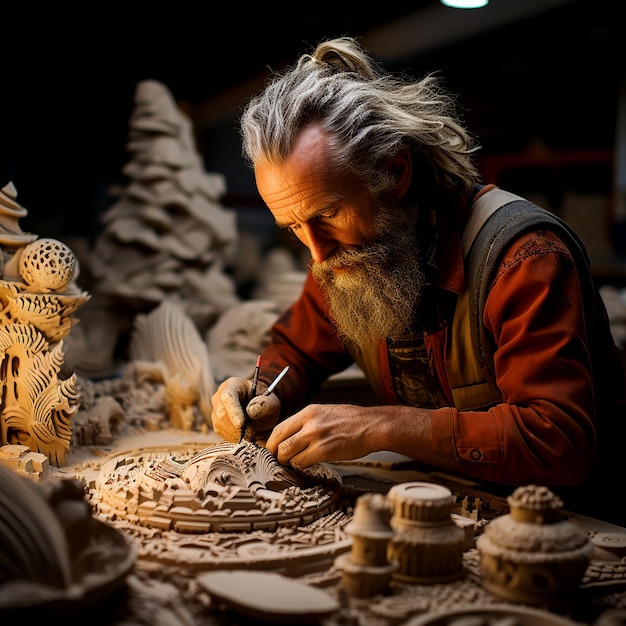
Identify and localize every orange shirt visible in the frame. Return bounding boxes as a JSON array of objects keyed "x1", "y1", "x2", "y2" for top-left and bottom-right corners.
[{"x1": 259, "y1": 188, "x2": 626, "y2": 520}]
